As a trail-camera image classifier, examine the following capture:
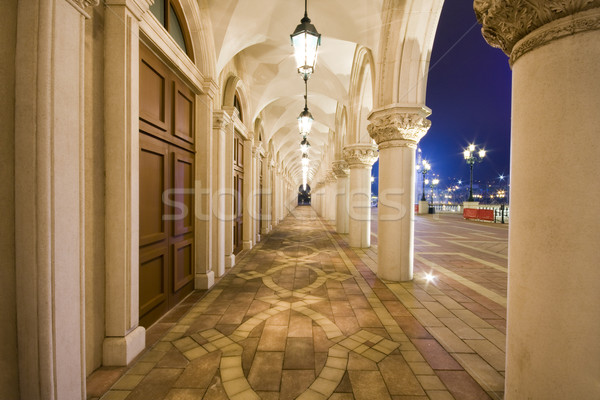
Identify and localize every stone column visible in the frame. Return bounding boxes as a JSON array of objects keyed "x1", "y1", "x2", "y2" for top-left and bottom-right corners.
[
  {"x1": 475, "y1": 2, "x2": 600, "y2": 398},
  {"x1": 103, "y1": 0, "x2": 150, "y2": 366},
  {"x1": 368, "y1": 105, "x2": 431, "y2": 281},
  {"x1": 333, "y1": 160, "x2": 350, "y2": 234},
  {"x1": 343, "y1": 144, "x2": 378, "y2": 248},
  {"x1": 261, "y1": 157, "x2": 271, "y2": 235},
  {"x1": 196, "y1": 84, "x2": 217, "y2": 290},
  {"x1": 325, "y1": 171, "x2": 338, "y2": 224},
  {"x1": 211, "y1": 111, "x2": 230, "y2": 278},
  {"x1": 252, "y1": 145, "x2": 262, "y2": 243},
  {"x1": 242, "y1": 136, "x2": 254, "y2": 250},
  {"x1": 223, "y1": 115, "x2": 235, "y2": 269},
  {"x1": 14, "y1": 0, "x2": 99, "y2": 397}
]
